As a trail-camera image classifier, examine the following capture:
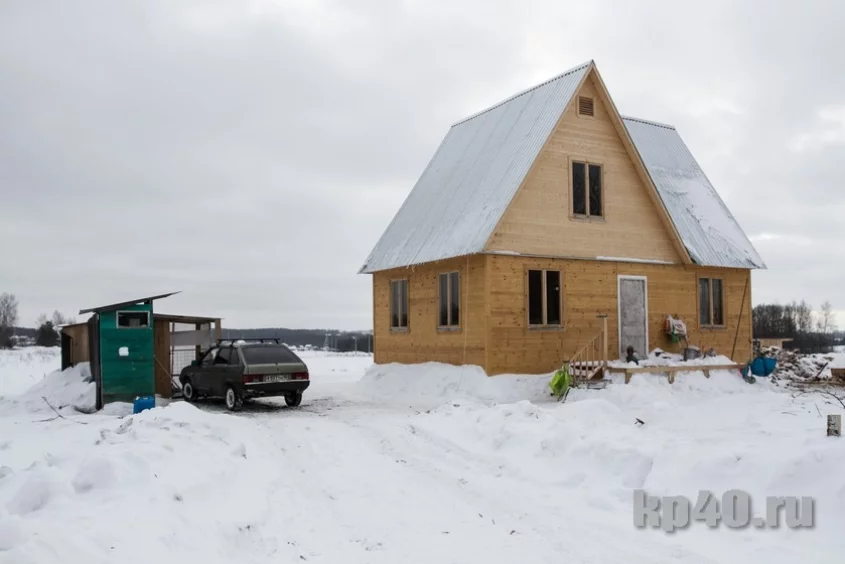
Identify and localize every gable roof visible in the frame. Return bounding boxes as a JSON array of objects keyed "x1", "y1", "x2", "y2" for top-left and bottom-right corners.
[
  {"x1": 622, "y1": 117, "x2": 764, "y2": 269},
  {"x1": 360, "y1": 62, "x2": 764, "y2": 273},
  {"x1": 359, "y1": 61, "x2": 591, "y2": 274}
]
